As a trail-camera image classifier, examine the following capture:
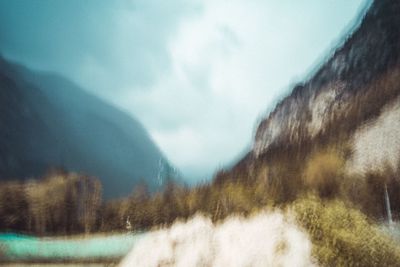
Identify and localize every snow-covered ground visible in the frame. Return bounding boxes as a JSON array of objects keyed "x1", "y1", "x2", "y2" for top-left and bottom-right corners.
[{"x1": 120, "y1": 212, "x2": 316, "y2": 267}]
